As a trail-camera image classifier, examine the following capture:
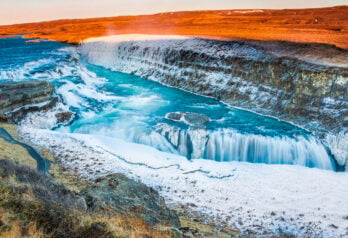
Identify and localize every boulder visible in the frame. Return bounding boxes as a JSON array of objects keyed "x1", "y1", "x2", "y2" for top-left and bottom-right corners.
[
  {"x1": 166, "y1": 112, "x2": 210, "y2": 128},
  {"x1": 82, "y1": 173, "x2": 180, "y2": 227}
]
